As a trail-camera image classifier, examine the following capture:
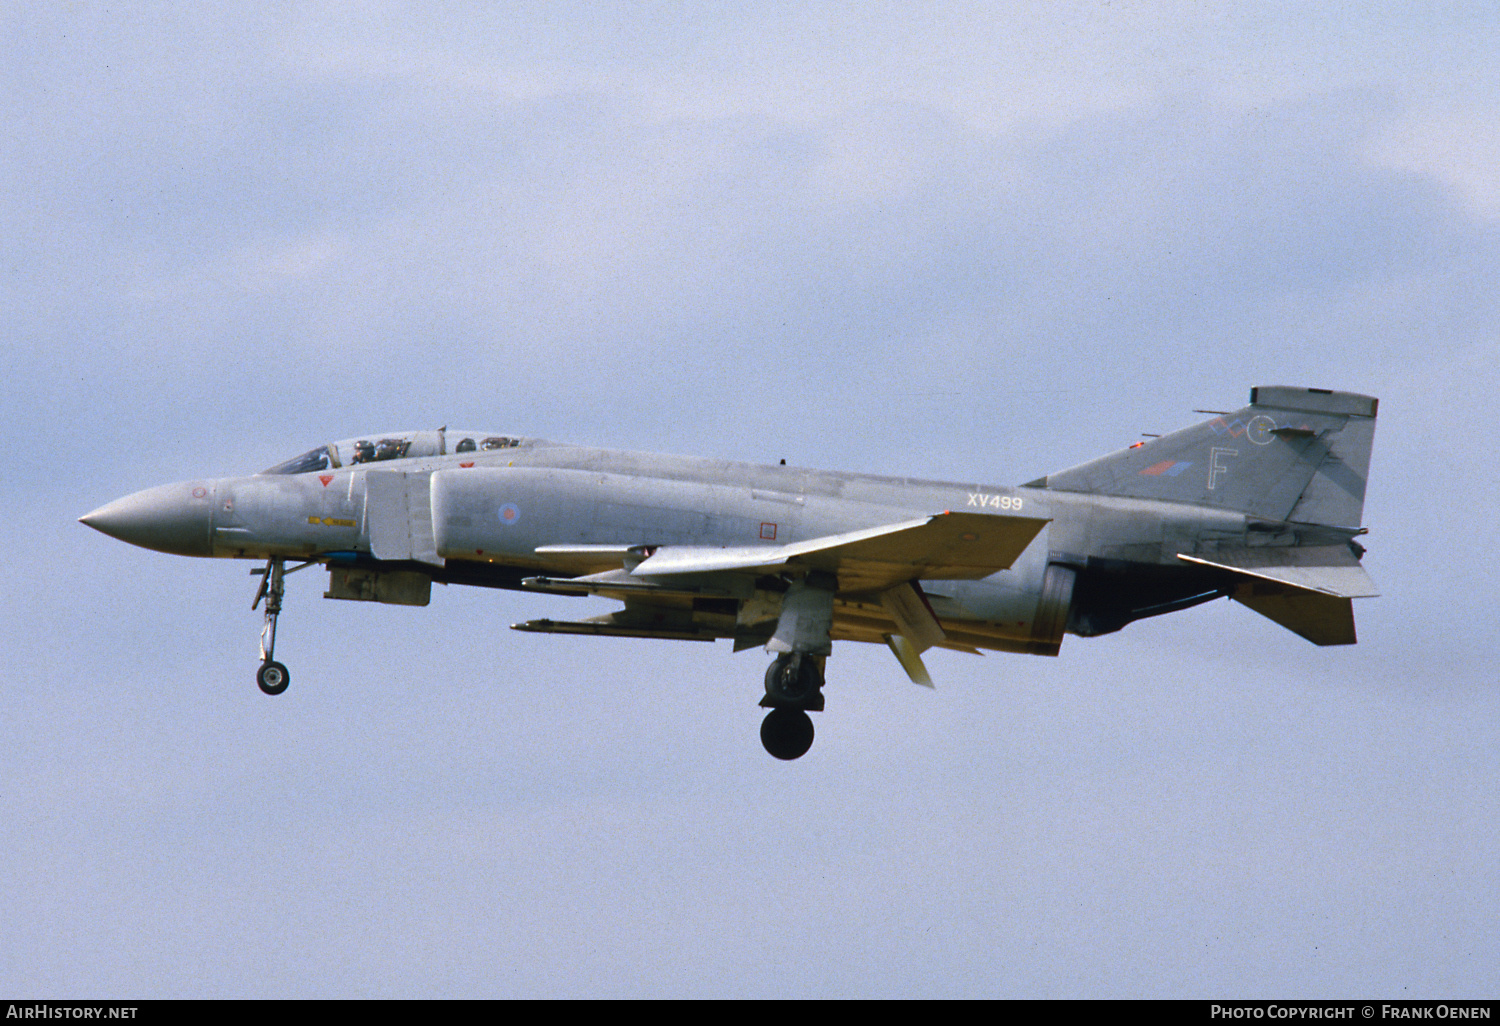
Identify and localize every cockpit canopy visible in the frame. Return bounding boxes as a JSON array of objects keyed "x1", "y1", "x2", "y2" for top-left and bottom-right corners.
[{"x1": 260, "y1": 430, "x2": 523, "y2": 475}]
